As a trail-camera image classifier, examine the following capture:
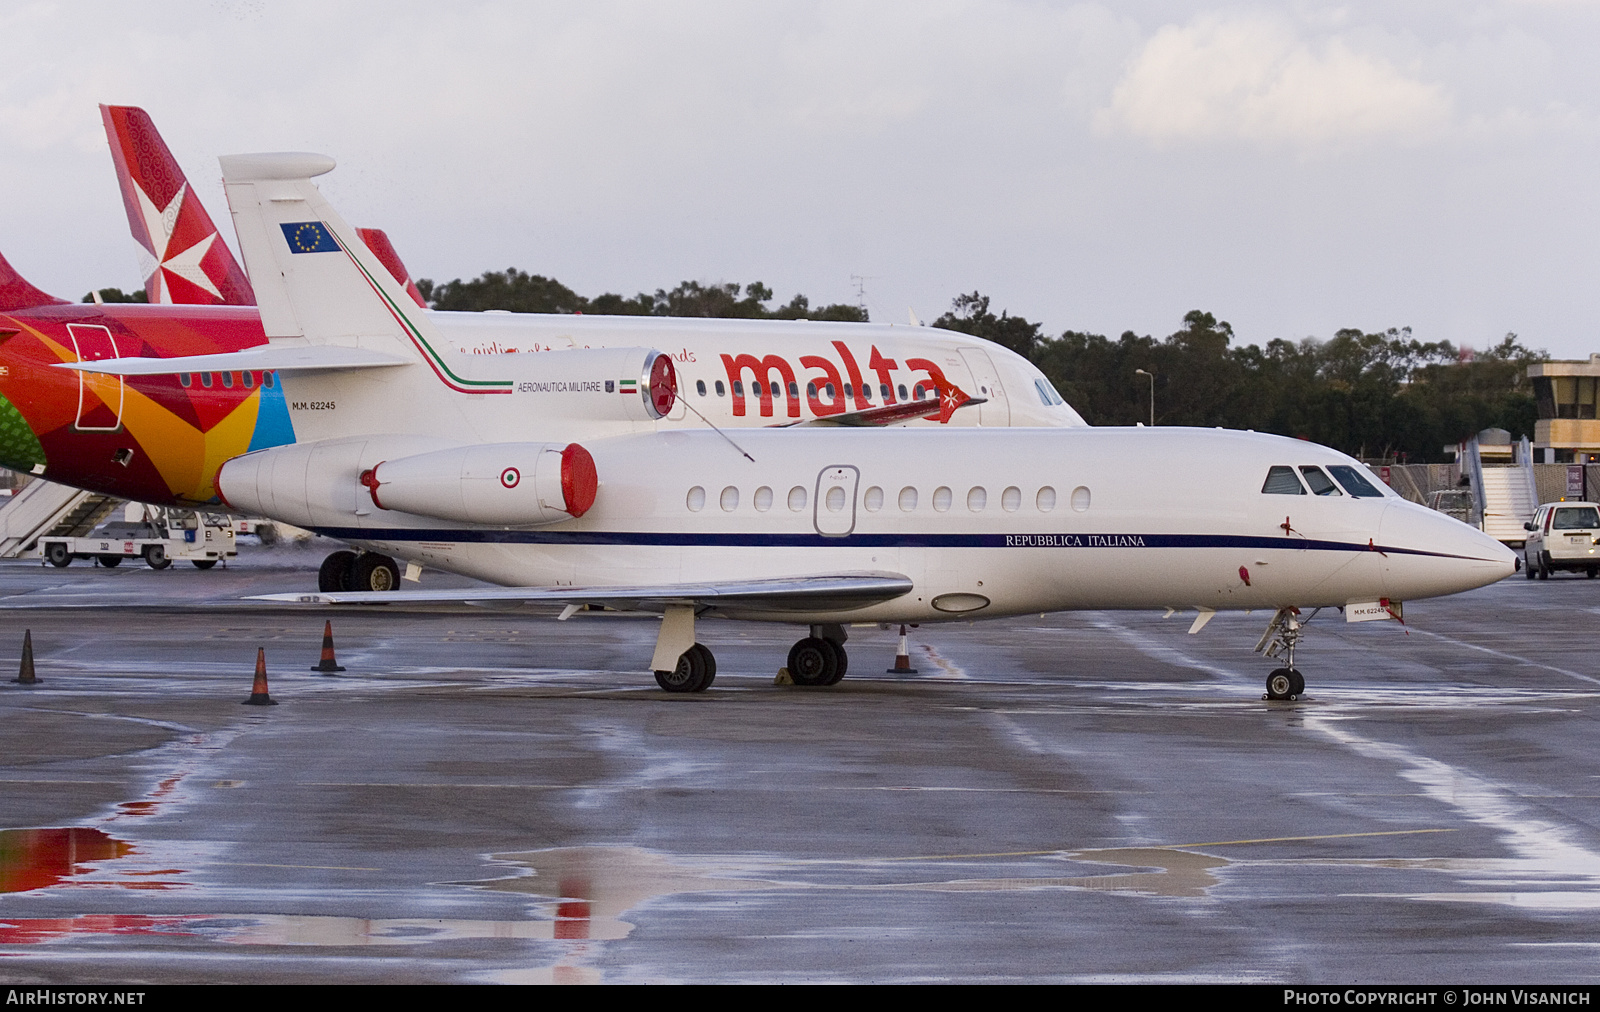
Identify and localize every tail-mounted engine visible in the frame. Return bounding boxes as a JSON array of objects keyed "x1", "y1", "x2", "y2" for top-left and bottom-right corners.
[{"x1": 361, "y1": 442, "x2": 596, "y2": 525}]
